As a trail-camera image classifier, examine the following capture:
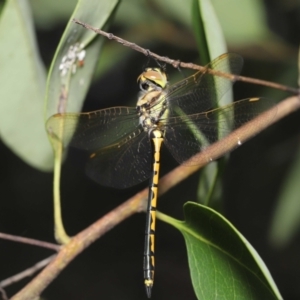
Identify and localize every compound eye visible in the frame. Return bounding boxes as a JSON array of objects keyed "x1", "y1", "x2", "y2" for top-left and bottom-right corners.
[{"x1": 140, "y1": 82, "x2": 150, "y2": 91}]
